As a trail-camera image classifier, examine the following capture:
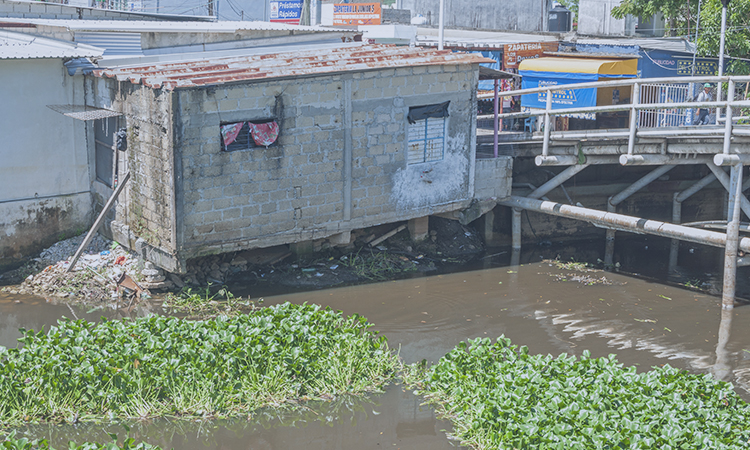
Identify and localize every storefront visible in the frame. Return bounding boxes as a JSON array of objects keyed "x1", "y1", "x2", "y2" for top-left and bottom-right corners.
[{"x1": 518, "y1": 56, "x2": 638, "y2": 130}]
